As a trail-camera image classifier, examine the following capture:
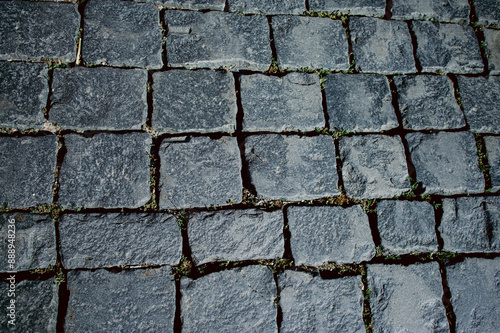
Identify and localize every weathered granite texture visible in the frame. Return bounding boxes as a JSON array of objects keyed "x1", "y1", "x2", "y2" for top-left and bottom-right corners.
[
  {"x1": 475, "y1": 0, "x2": 500, "y2": 27},
  {"x1": 228, "y1": 0, "x2": 305, "y2": 14},
  {"x1": 484, "y1": 29, "x2": 500, "y2": 75},
  {"x1": 484, "y1": 136, "x2": 500, "y2": 191},
  {"x1": 162, "y1": 0, "x2": 225, "y2": 10},
  {"x1": 392, "y1": 0, "x2": 470, "y2": 23},
  {"x1": 308, "y1": 0, "x2": 386, "y2": 17}
]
